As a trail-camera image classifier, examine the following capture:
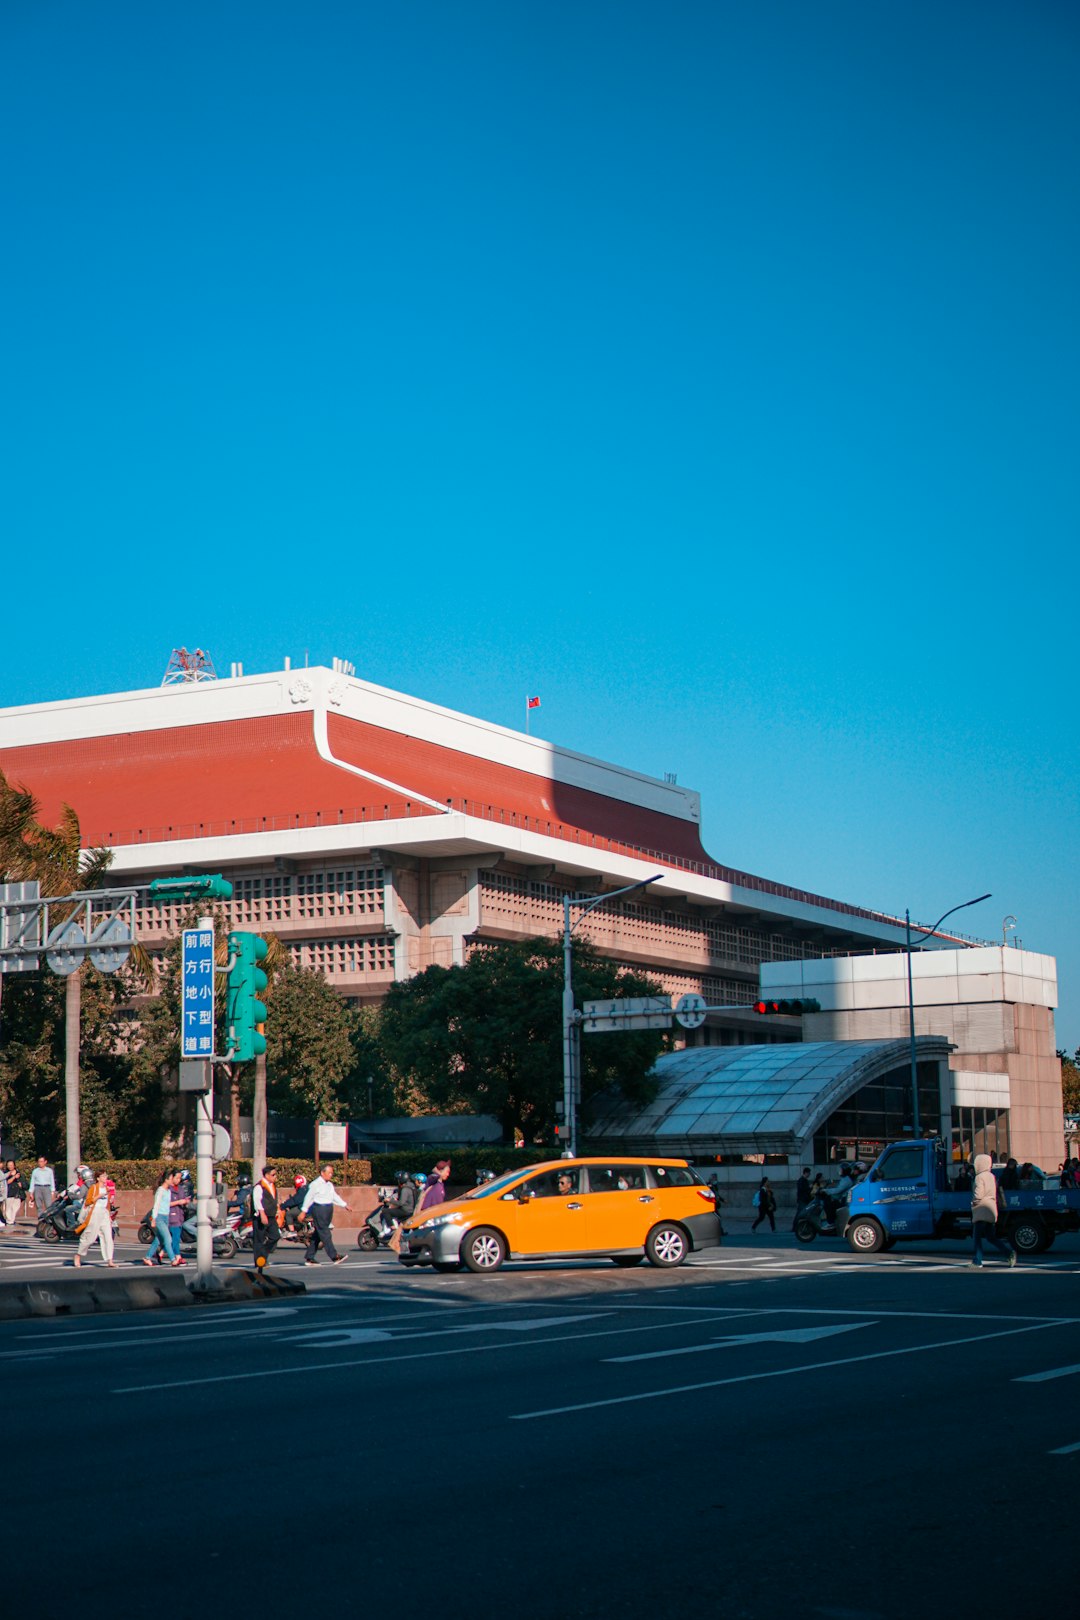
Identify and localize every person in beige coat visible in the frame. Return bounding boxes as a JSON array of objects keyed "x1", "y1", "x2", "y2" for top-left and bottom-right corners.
[
  {"x1": 970, "y1": 1153, "x2": 1017, "y2": 1269},
  {"x1": 73, "y1": 1170, "x2": 117, "y2": 1268}
]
